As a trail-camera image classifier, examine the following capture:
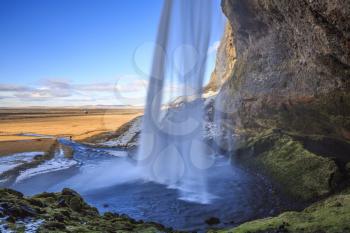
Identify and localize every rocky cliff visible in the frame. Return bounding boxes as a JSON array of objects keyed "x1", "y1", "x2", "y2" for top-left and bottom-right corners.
[
  {"x1": 218, "y1": 0, "x2": 350, "y2": 140},
  {"x1": 206, "y1": 23, "x2": 236, "y2": 92},
  {"x1": 213, "y1": 1, "x2": 350, "y2": 232}
]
